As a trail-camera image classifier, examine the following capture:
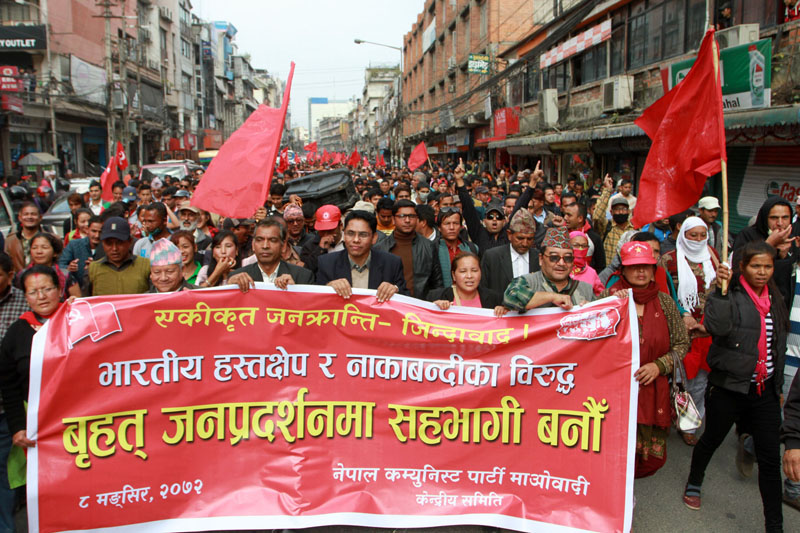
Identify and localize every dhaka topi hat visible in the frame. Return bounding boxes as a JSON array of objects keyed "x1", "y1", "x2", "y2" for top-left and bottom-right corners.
[
  {"x1": 509, "y1": 208, "x2": 536, "y2": 234},
  {"x1": 149, "y1": 238, "x2": 182, "y2": 266},
  {"x1": 542, "y1": 227, "x2": 572, "y2": 250}
]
